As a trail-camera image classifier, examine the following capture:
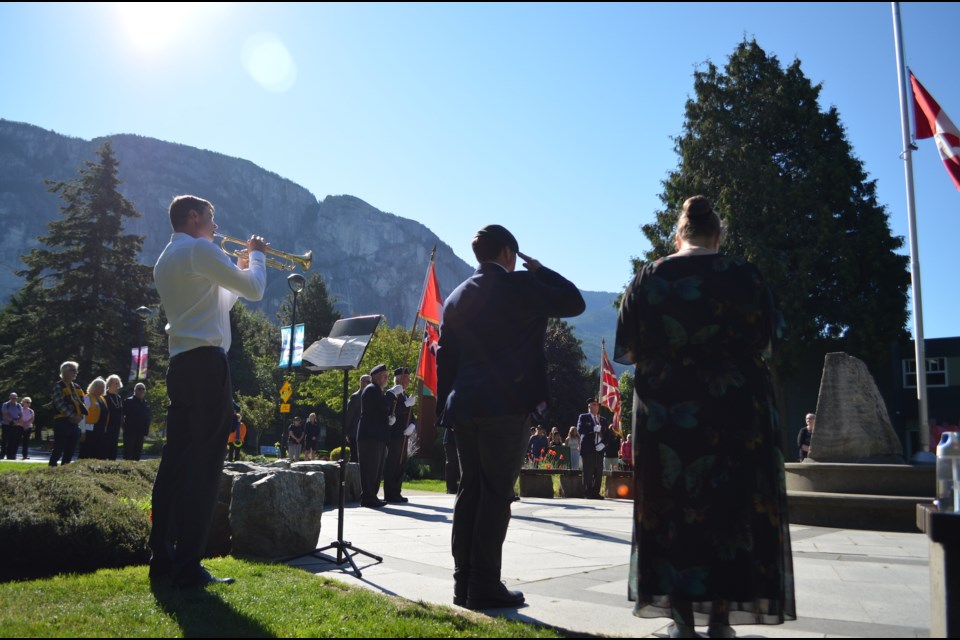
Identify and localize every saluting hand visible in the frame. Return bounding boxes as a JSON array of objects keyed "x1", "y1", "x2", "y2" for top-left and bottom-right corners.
[{"x1": 517, "y1": 251, "x2": 541, "y2": 272}]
